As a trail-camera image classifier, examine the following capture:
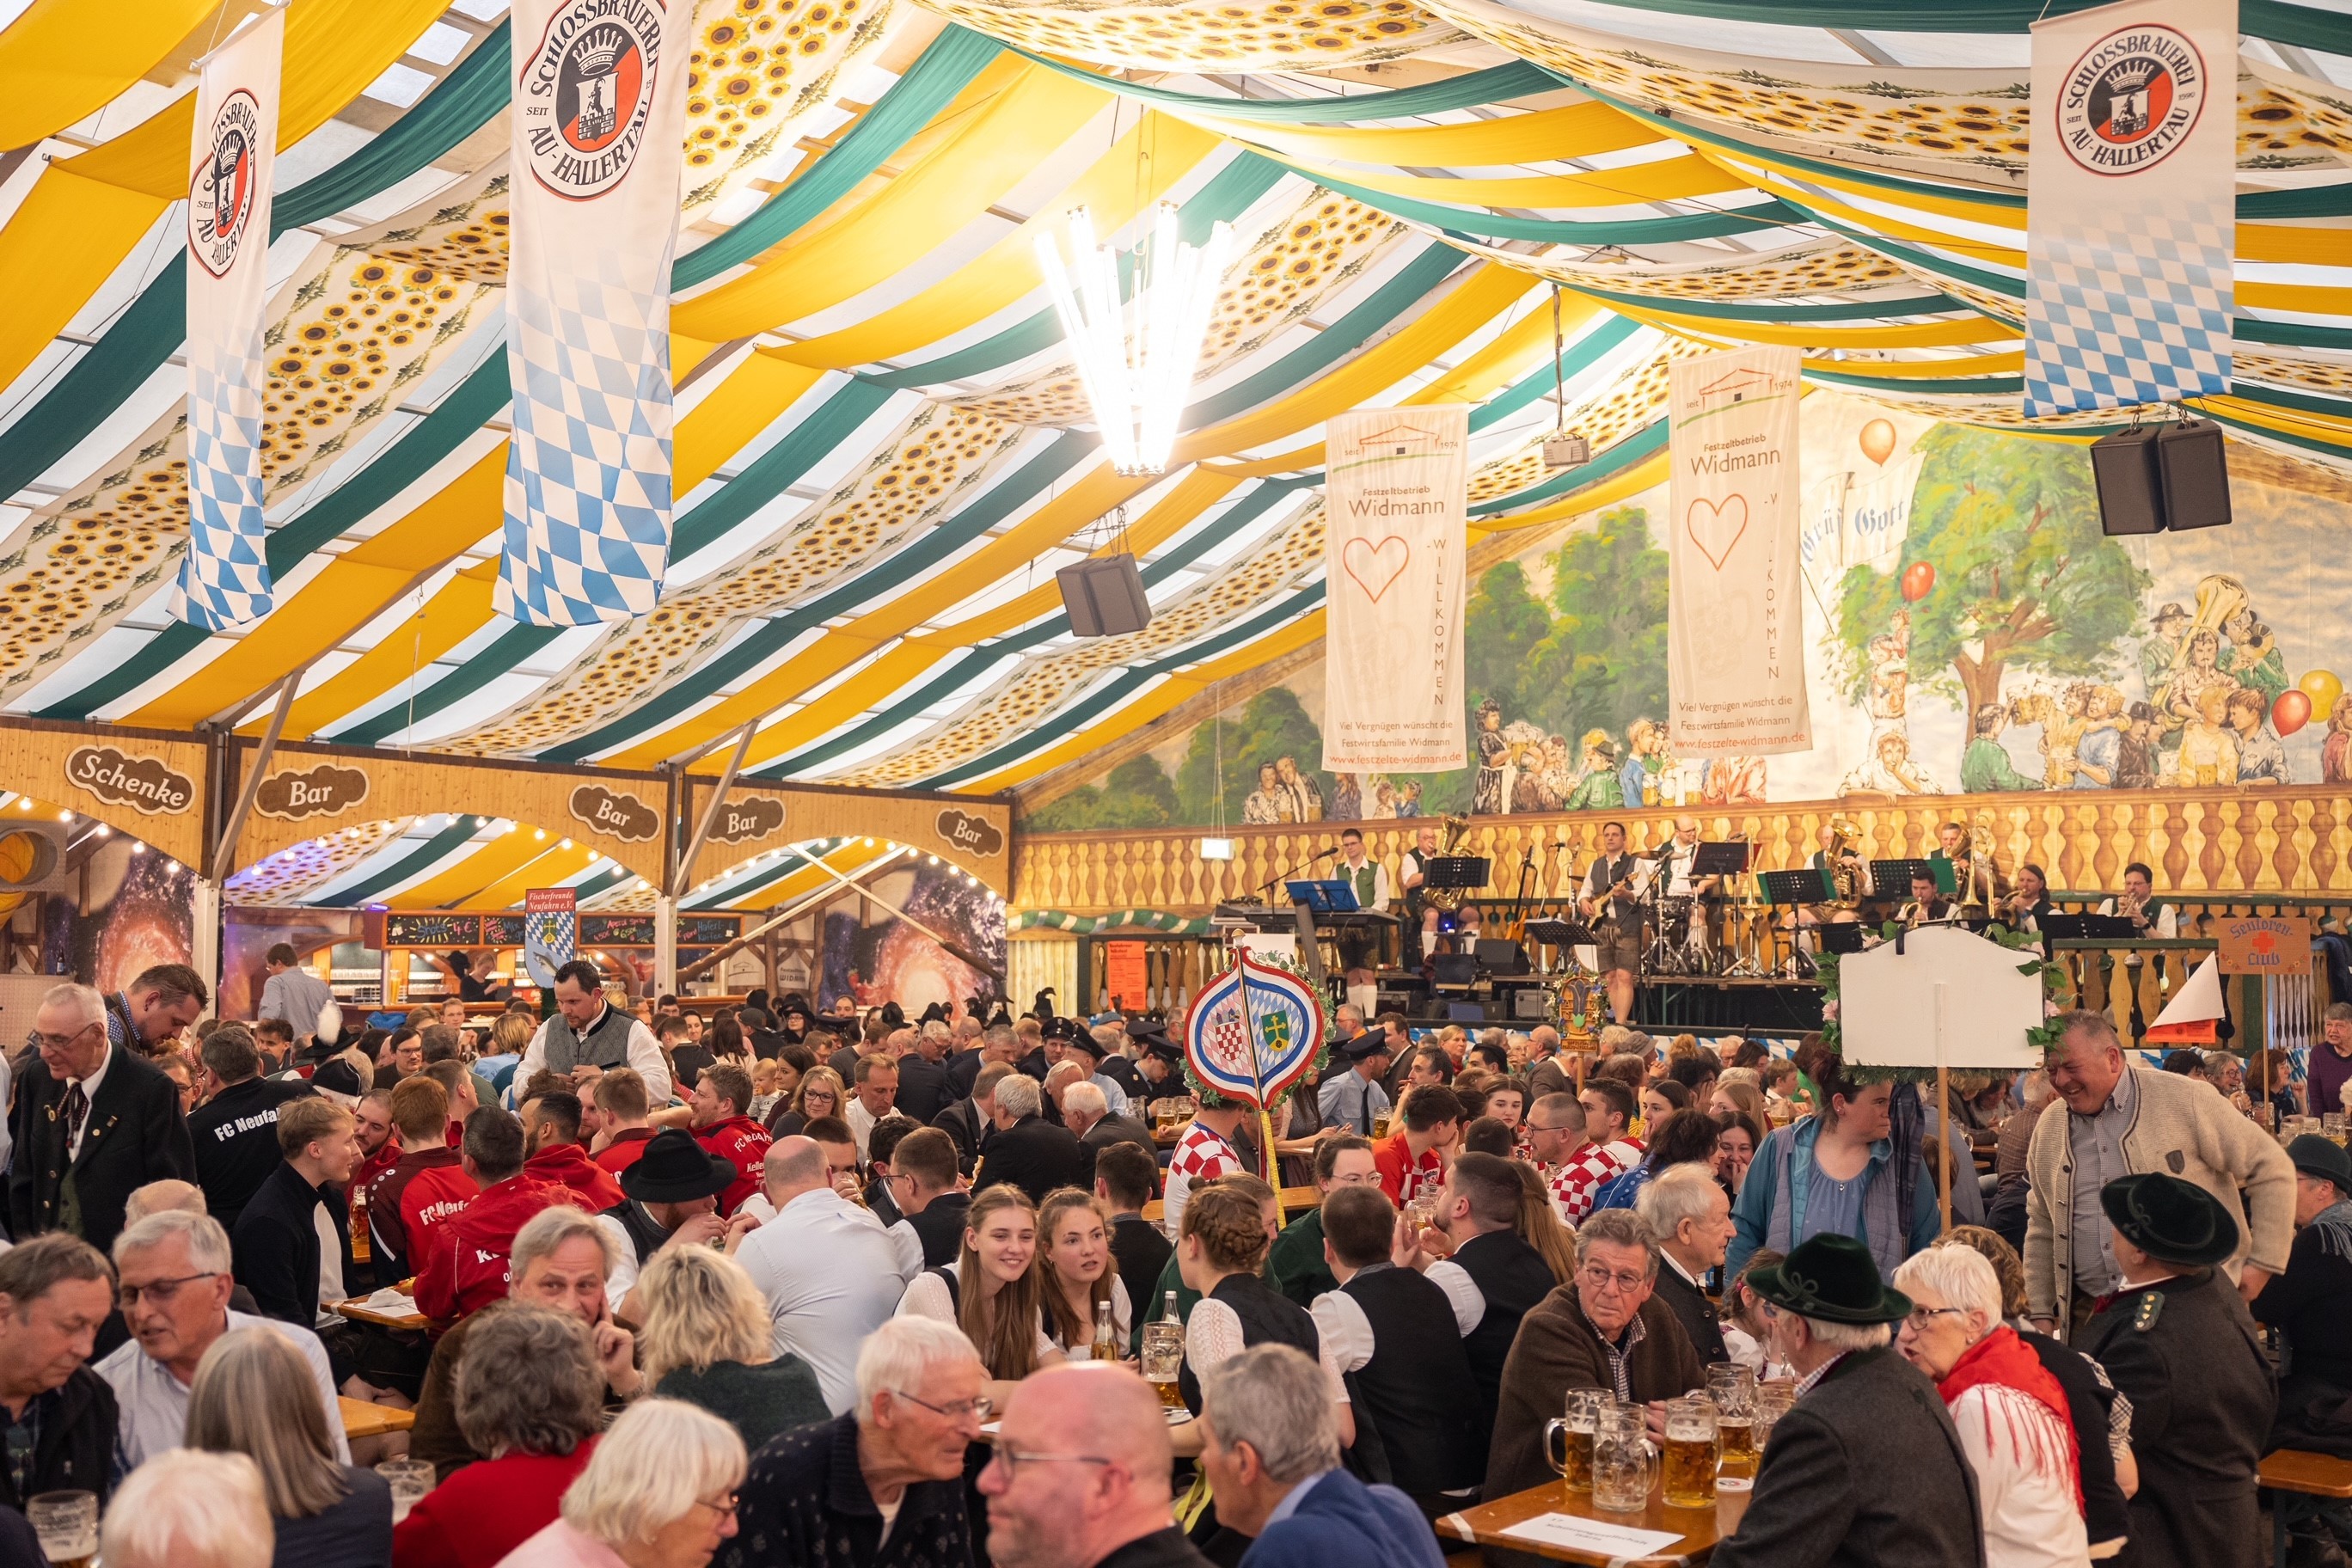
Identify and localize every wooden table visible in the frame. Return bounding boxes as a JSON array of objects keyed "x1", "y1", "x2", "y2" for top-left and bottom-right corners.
[
  {"x1": 1436, "y1": 1479, "x2": 1748, "y2": 1567},
  {"x1": 2261, "y1": 1448, "x2": 2352, "y2": 1568},
  {"x1": 340, "y1": 1397, "x2": 417, "y2": 1440},
  {"x1": 336, "y1": 1297, "x2": 430, "y2": 1332}
]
